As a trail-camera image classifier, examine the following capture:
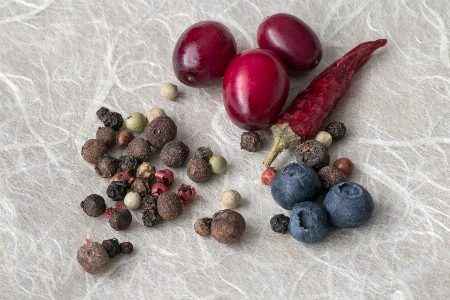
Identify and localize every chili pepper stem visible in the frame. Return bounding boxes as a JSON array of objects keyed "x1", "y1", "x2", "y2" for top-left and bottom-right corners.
[{"x1": 263, "y1": 123, "x2": 302, "y2": 167}]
